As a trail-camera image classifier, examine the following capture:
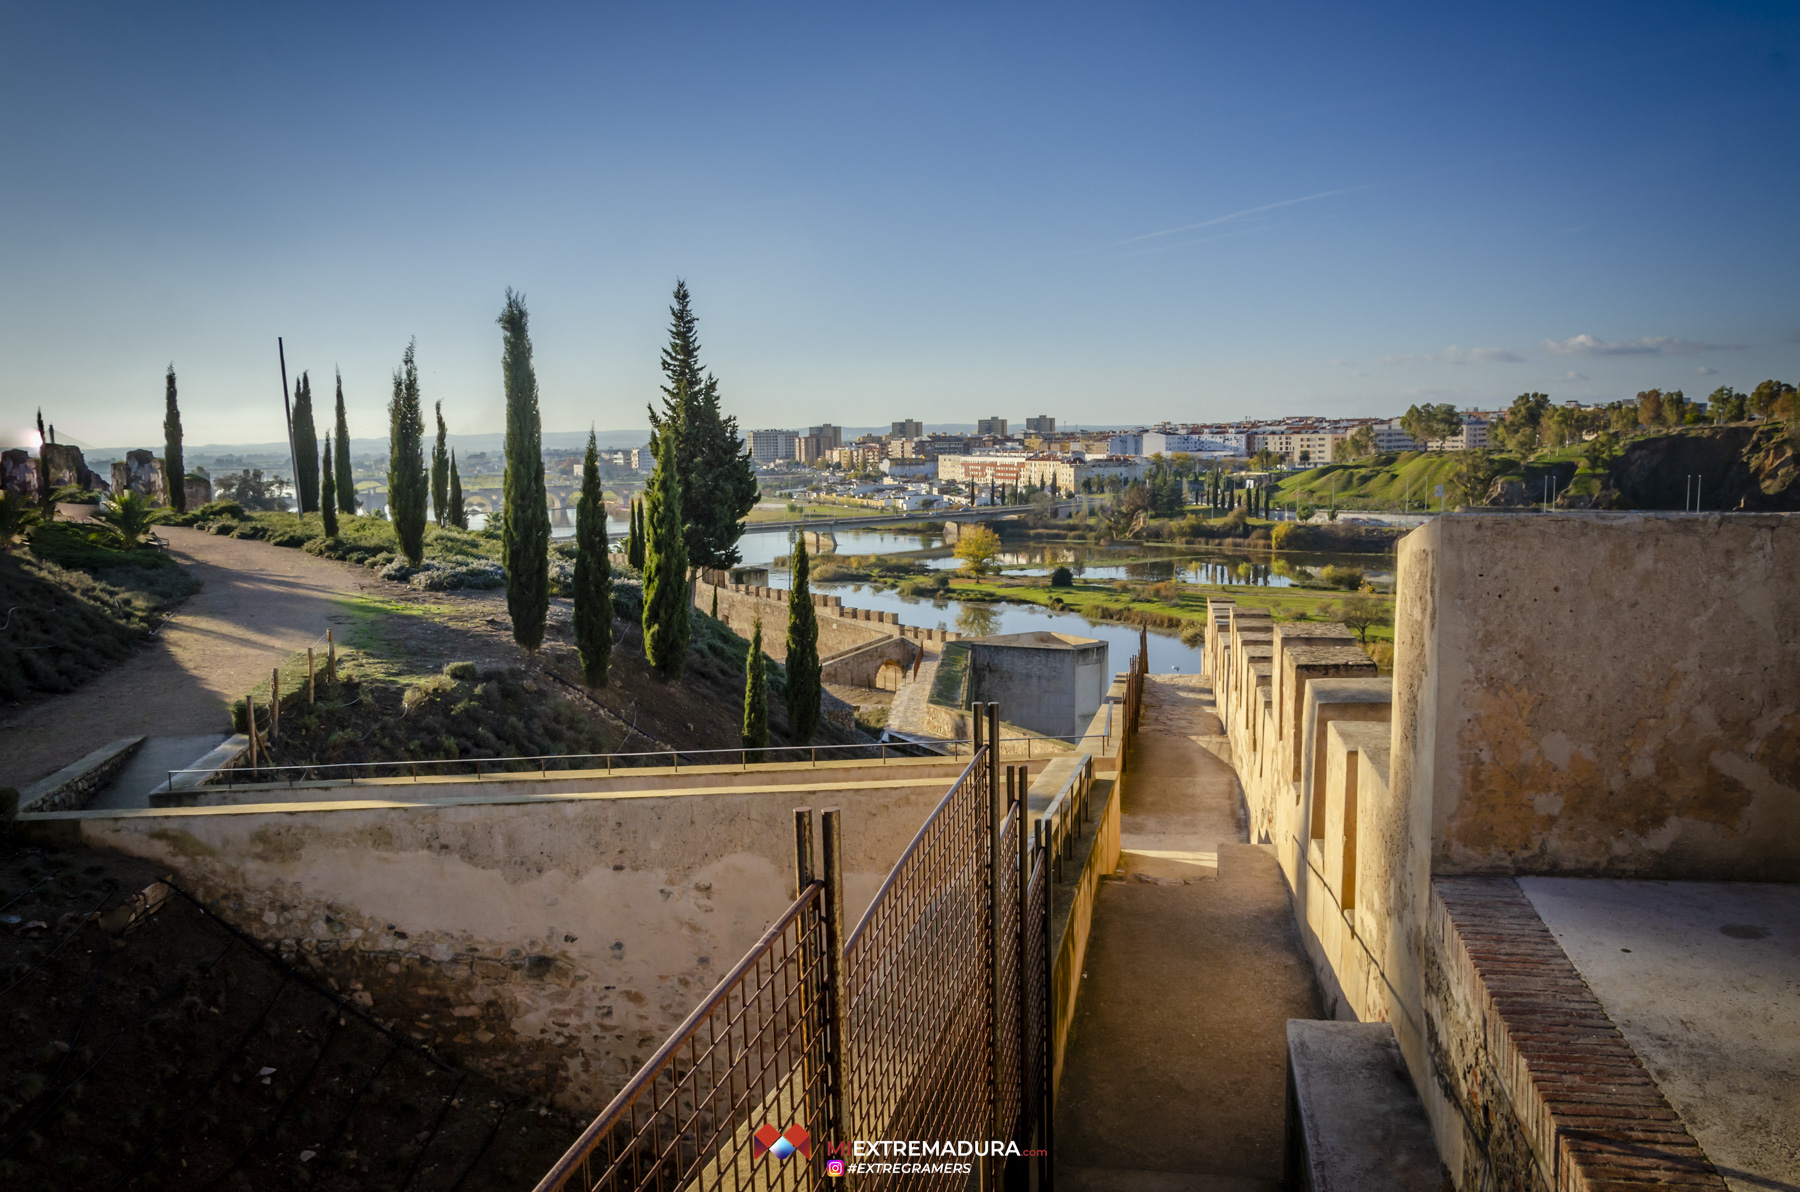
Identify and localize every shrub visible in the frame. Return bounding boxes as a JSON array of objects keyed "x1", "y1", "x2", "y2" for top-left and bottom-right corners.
[
  {"x1": 1321, "y1": 564, "x2": 1364, "y2": 590},
  {"x1": 1049, "y1": 566, "x2": 1073, "y2": 588},
  {"x1": 444, "y1": 661, "x2": 479, "y2": 681},
  {"x1": 1270, "y1": 521, "x2": 1307, "y2": 551},
  {"x1": 1179, "y1": 622, "x2": 1206, "y2": 647}
]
